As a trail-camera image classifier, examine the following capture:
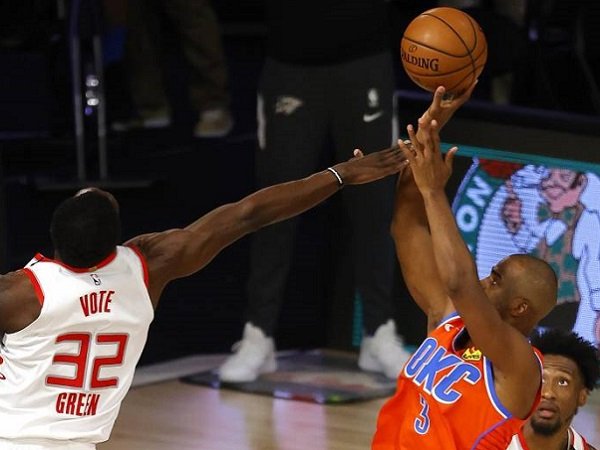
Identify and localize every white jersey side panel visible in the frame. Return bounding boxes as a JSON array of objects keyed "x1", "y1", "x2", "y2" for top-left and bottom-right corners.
[
  {"x1": 506, "y1": 427, "x2": 589, "y2": 449},
  {"x1": 0, "y1": 246, "x2": 154, "y2": 444},
  {"x1": 505, "y1": 434, "x2": 523, "y2": 450}
]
